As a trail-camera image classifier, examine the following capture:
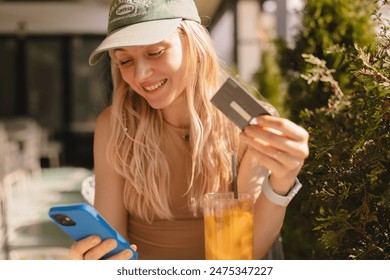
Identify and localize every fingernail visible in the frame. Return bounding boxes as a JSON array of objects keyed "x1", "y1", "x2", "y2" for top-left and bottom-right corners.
[
  {"x1": 124, "y1": 249, "x2": 133, "y2": 259},
  {"x1": 108, "y1": 239, "x2": 117, "y2": 248},
  {"x1": 90, "y1": 236, "x2": 101, "y2": 245},
  {"x1": 257, "y1": 116, "x2": 265, "y2": 125}
]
